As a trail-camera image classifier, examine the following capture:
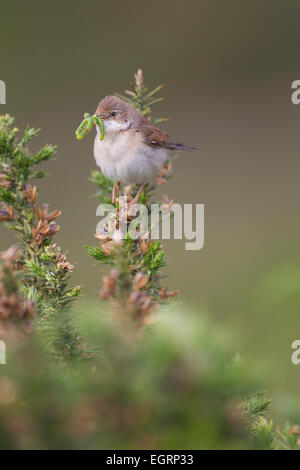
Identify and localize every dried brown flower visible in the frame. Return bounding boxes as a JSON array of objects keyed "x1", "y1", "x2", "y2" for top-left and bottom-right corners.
[
  {"x1": 101, "y1": 241, "x2": 115, "y2": 255},
  {"x1": 24, "y1": 185, "x2": 37, "y2": 203},
  {"x1": 139, "y1": 238, "x2": 149, "y2": 255},
  {"x1": 32, "y1": 218, "x2": 60, "y2": 246},
  {"x1": 159, "y1": 285, "x2": 179, "y2": 300},
  {"x1": 127, "y1": 290, "x2": 158, "y2": 324},
  {"x1": 0, "y1": 178, "x2": 11, "y2": 189},
  {"x1": 47, "y1": 223, "x2": 60, "y2": 236},
  {"x1": 0, "y1": 205, "x2": 14, "y2": 222},
  {"x1": 133, "y1": 272, "x2": 148, "y2": 291},
  {"x1": 156, "y1": 163, "x2": 172, "y2": 185},
  {"x1": 1, "y1": 246, "x2": 22, "y2": 271},
  {"x1": 134, "y1": 69, "x2": 144, "y2": 91},
  {"x1": 56, "y1": 252, "x2": 74, "y2": 272},
  {"x1": 35, "y1": 205, "x2": 62, "y2": 223},
  {"x1": 99, "y1": 269, "x2": 119, "y2": 300},
  {"x1": 47, "y1": 210, "x2": 62, "y2": 223},
  {"x1": 156, "y1": 177, "x2": 167, "y2": 185},
  {"x1": 288, "y1": 425, "x2": 300, "y2": 435},
  {"x1": 94, "y1": 232, "x2": 110, "y2": 242},
  {"x1": 0, "y1": 277, "x2": 35, "y2": 335}
]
